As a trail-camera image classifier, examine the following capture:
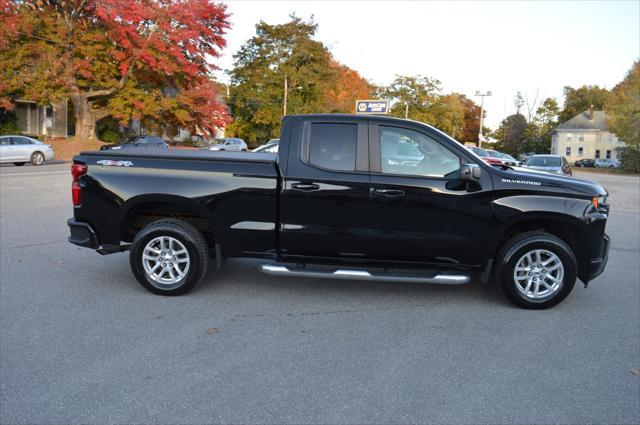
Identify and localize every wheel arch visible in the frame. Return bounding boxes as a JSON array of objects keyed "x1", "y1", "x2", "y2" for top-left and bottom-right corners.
[
  {"x1": 487, "y1": 212, "x2": 588, "y2": 282},
  {"x1": 119, "y1": 195, "x2": 214, "y2": 248}
]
